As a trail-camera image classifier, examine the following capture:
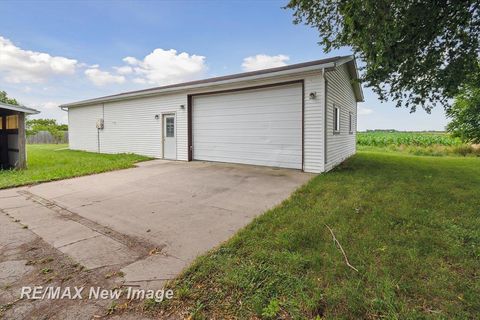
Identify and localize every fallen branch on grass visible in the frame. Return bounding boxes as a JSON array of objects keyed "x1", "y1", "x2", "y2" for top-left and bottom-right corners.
[{"x1": 325, "y1": 225, "x2": 359, "y2": 272}]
